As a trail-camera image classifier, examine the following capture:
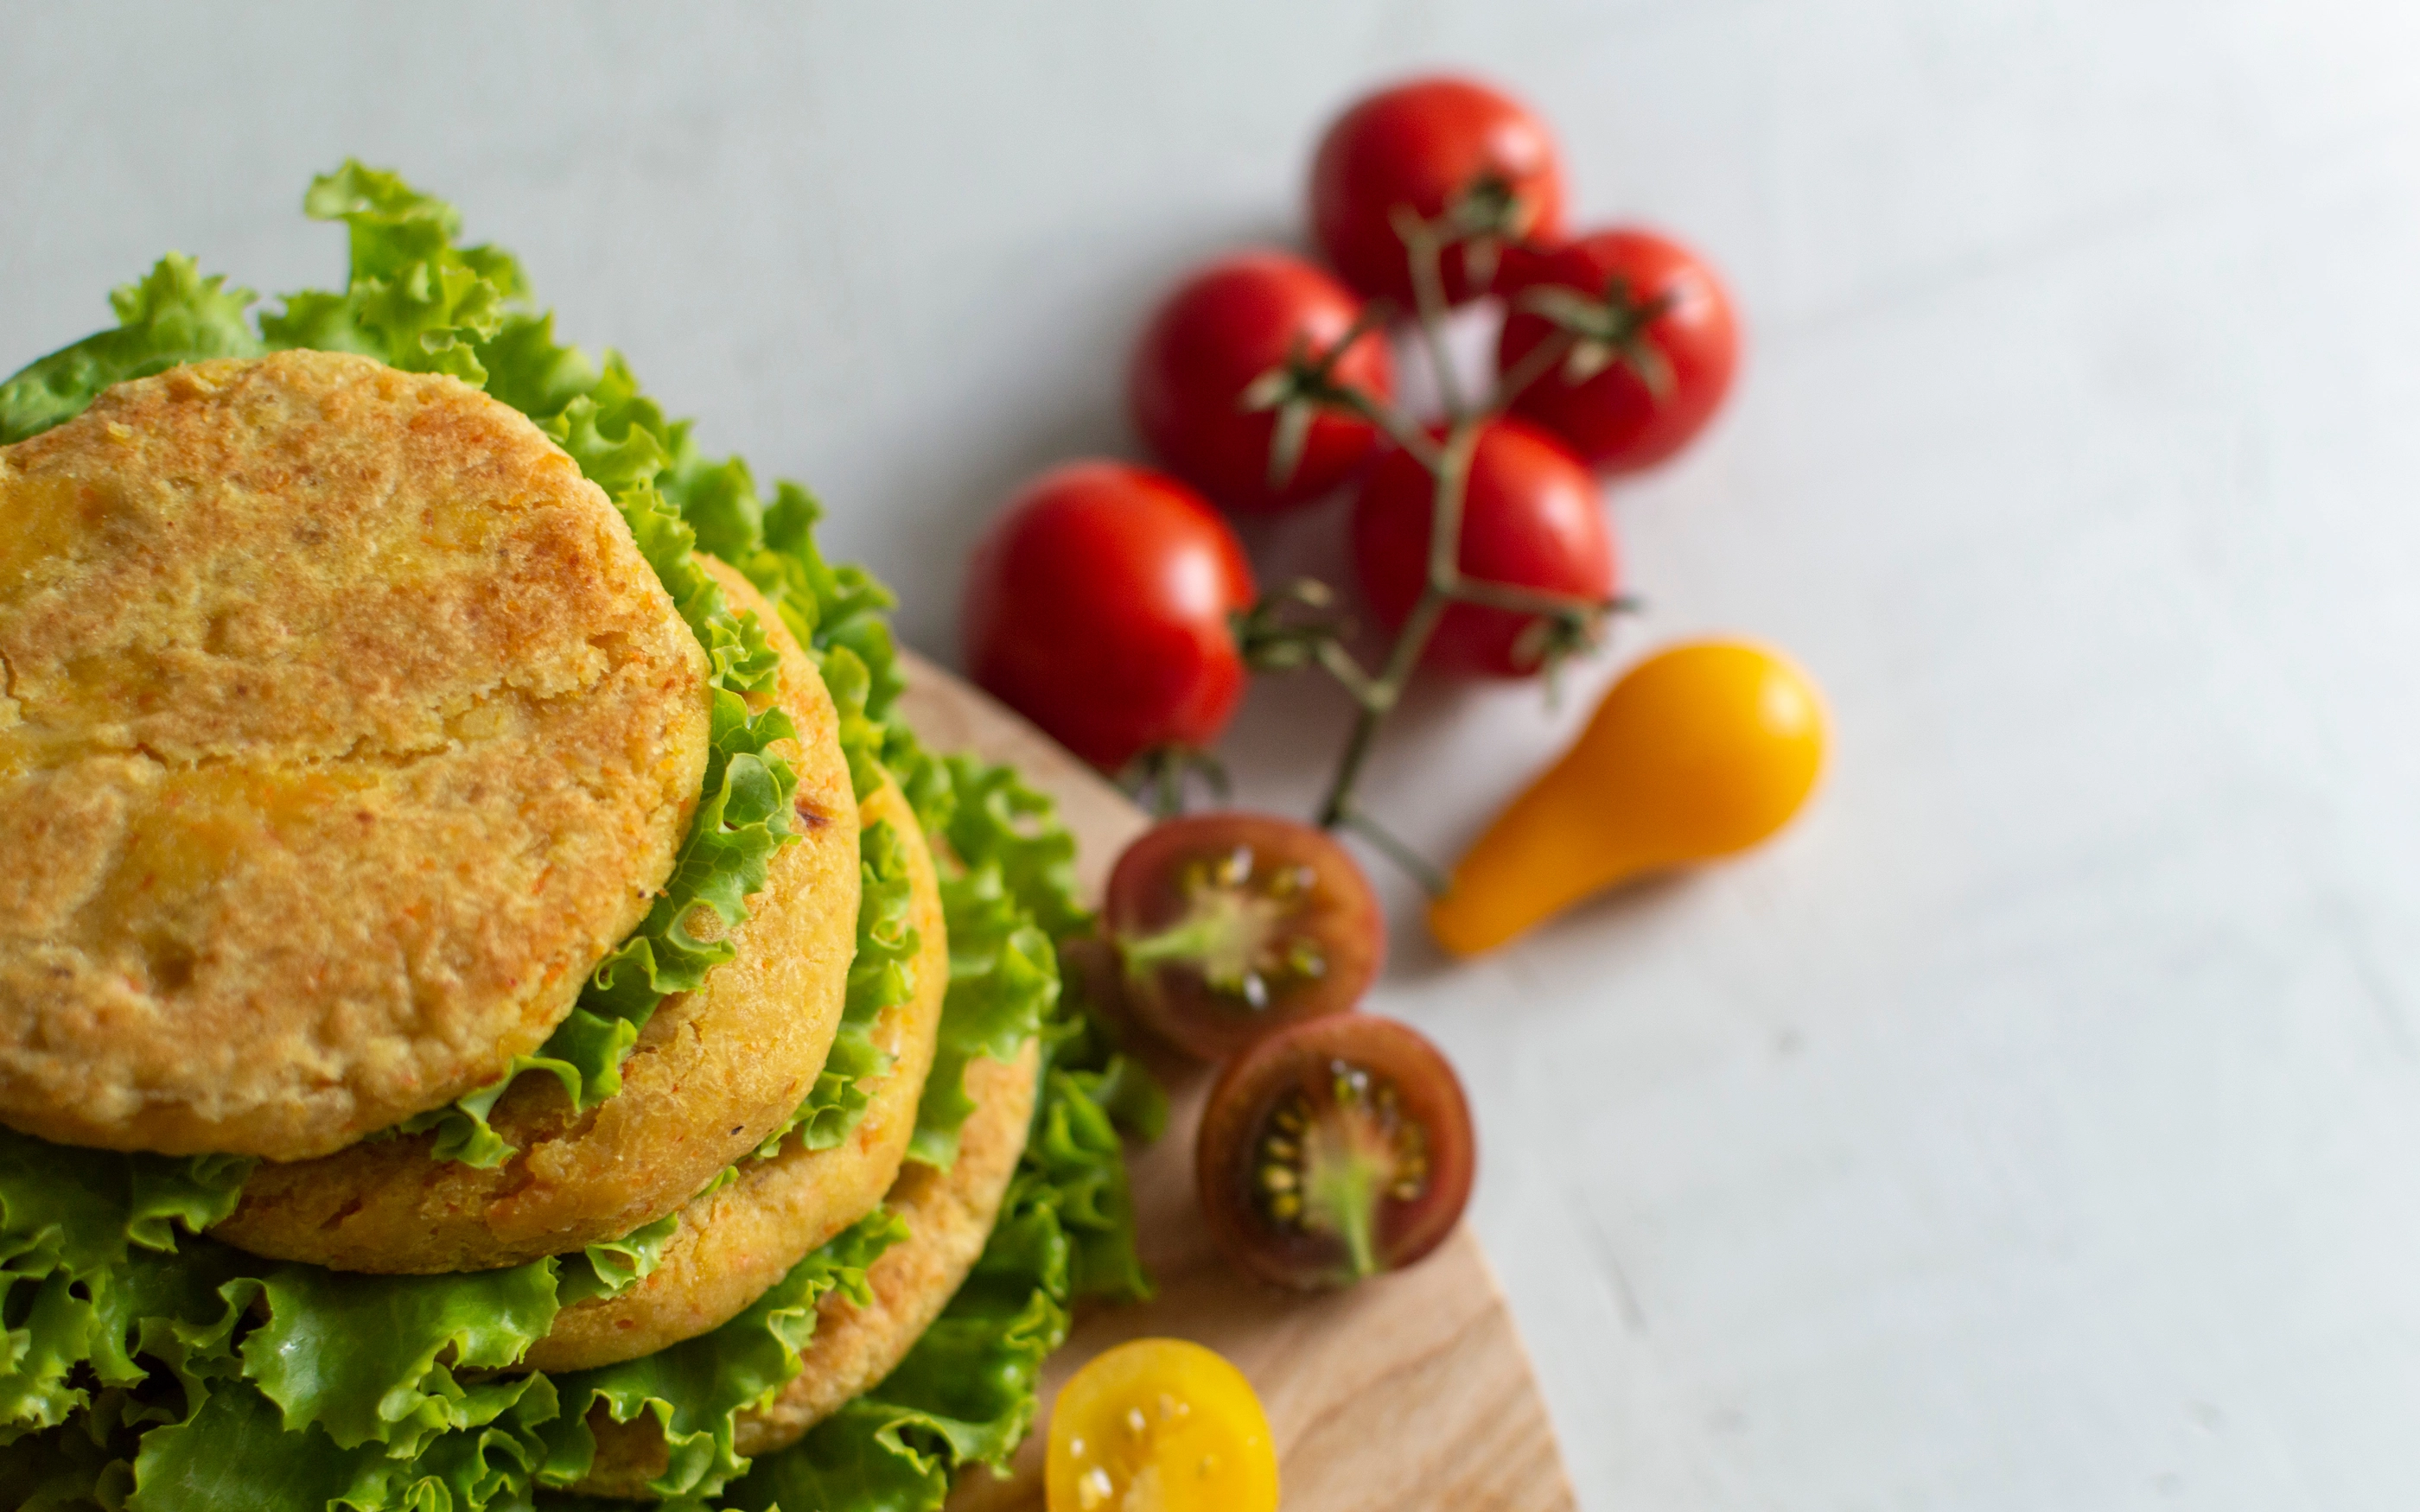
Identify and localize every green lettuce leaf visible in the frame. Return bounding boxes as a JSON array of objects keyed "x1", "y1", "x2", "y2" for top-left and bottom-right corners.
[
  {"x1": 723, "y1": 1061, "x2": 1147, "y2": 1512},
  {"x1": 258, "y1": 161, "x2": 522, "y2": 384},
  {"x1": 1027, "y1": 1064, "x2": 1156, "y2": 1305},
  {"x1": 236, "y1": 1264, "x2": 557, "y2": 1457},
  {"x1": 911, "y1": 867, "x2": 1059, "y2": 1171},
  {"x1": 759, "y1": 816, "x2": 917, "y2": 1160},
  {"x1": 940, "y1": 755, "x2": 1090, "y2": 943},
  {"x1": 559, "y1": 1209, "x2": 684, "y2": 1309},
  {"x1": 535, "y1": 1210, "x2": 906, "y2": 1502},
  {"x1": 0, "y1": 1128, "x2": 678, "y2": 1492},
  {"x1": 0, "y1": 1403, "x2": 124, "y2": 1510},
  {"x1": 902, "y1": 754, "x2": 1094, "y2": 1171},
  {"x1": 0, "y1": 255, "x2": 265, "y2": 445},
  {"x1": 476, "y1": 309, "x2": 602, "y2": 421},
  {"x1": 743, "y1": 482, "x2": 910, "y2": 740},
  {"x1": 0, "y1": 1131, "x2": 252, "y2": 1444},
  {"x1": 127, "y1": 1365, "x2": 559, "y2": 1512}
]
